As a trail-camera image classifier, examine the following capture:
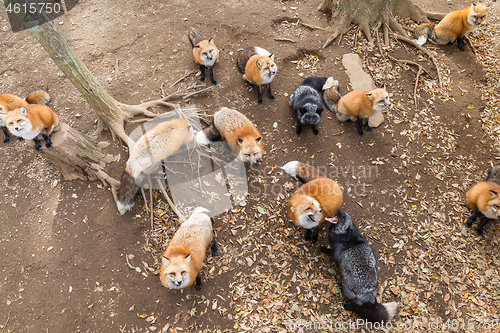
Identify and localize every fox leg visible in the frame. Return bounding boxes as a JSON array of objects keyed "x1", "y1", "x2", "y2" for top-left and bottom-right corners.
[
  {"x1": 466, "y1": 208, "x2": 480, "y2": 228},
  {"x1": 208, "y1": 65, "x2": 216, "y2": 85},
  {"x1": 199, "y1": 64, "x2": 206, "y2": 82},
  {"x1": 319, "y1": 245, "x2": 332, "y2": 256},
  {"x1": 296, "y1": 120, "x2": 302, "y2": 135},
  {"x1": 311, "y1": 226, "x2": 320, "y2": 243},
  {"x1": 267, "y1": 84, "x2": 275, "y2": 101},
  {"x1": 41, "y1": 133, "x2": 53, "y2": 148},
  {"x1": 33, "y1": 138, "x2": 42, "y2": 151},
  {"x1": 211, "y1": 237, "x2": 218, "y2": 257},
  {"x1": 356, "y1": 116, "x2": 364, "y2": 135},
  {"x1": 2, "y1": 127, "x2": 10, "y2": 143},
  {"x1": 364, "y1": 118, "x2": 372, "y2": 132},
  {"x1": 257, "y1": 86, "x2": 263, "y2": 104},
  {"x1": 18, "y1": 136, "x2": 24, "y2": 141},
  {"x1": 341, "y1": 302, "x2": 353, "y2": 311},
  {"x1": 456, "y1": 35, "x2": 466, "y2": 51},
  {"x1": 304, "y1": 228, "x2": 312, "y2": 241},
  {"x1": 312, "y1": 124, "x2": 319, "y2": 136},
  {"x1": 475, "y1": 216, "x2": 490, "y2": 236},
  {"x1": 195, "y1": 273, "x2": 203, "y2": 290}
]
